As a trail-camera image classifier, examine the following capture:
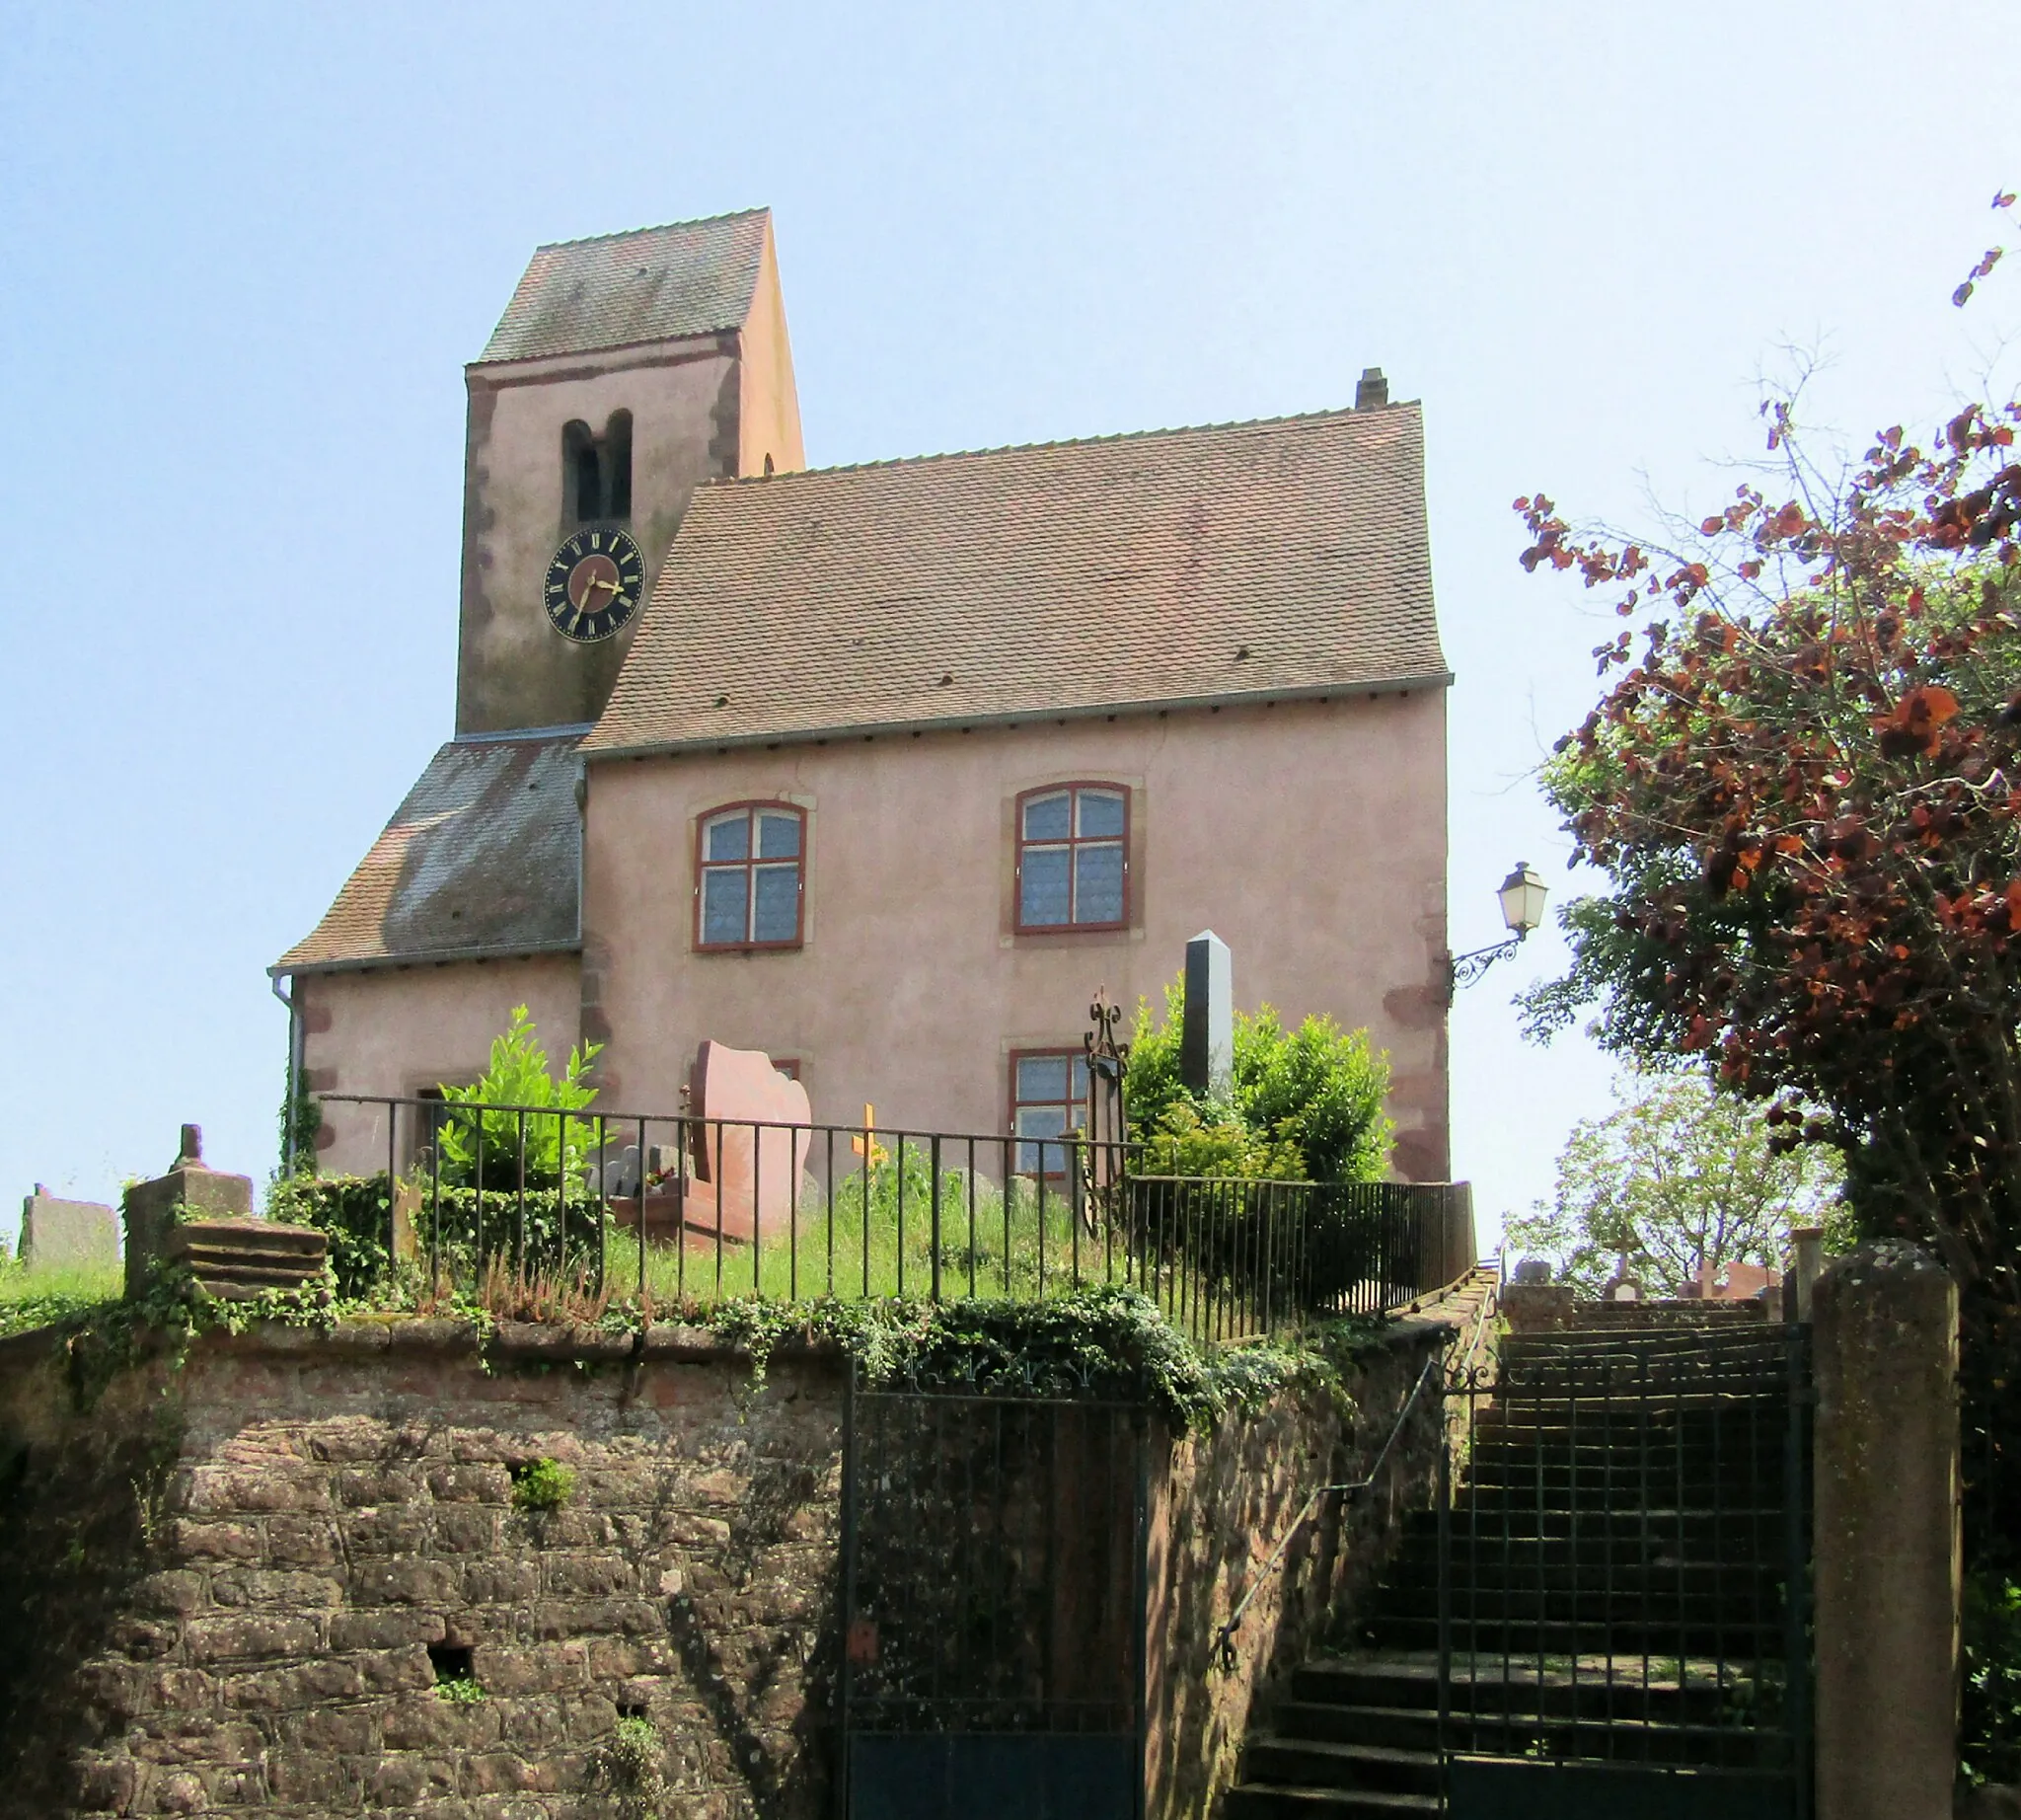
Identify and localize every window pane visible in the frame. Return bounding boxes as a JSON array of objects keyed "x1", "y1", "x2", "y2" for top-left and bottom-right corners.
[
  {"x1": 752, "y1": 864, "x2": 799, "y2": 943},
  {"x1": 701, "y1": 869, "x2": 749, "y2": 944},
  {"x1": 1074, "y1": 843, "x2": 1124, "y2": 924},
  {"x1": 1072, "y1": 1055, "x2": 1089, "y2": 1103},
  {"x1": 1019, "y1": 846, "x2": 1071, "y2": 926},
  {"x1": 705, "y1": 813, "x2": 749, "y2": 862},
  {"x1": 1014, "y1": 1103, "x2": 1070, "y2": 1175},
  {"x1": 1078, "y1": 790, "x2": 1125, "y2": 838},
  {"x1": 757, "y1": 811, "x2": 800, "y2": 859},
  {"x1": 1016, "y1": 1055, "x2": 1069, "y2": 1103},
  {"x1": 1022, "y1": 792, "x2": 1071, "y2": 841}
]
